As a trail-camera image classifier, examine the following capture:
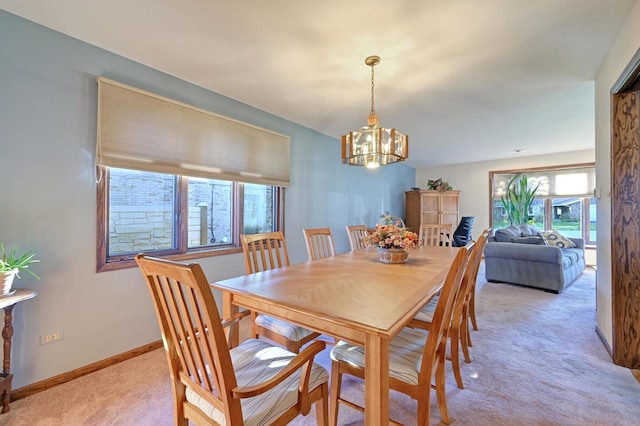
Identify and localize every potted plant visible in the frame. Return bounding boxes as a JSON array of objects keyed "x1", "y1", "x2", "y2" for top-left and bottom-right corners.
[
  {"x1": 500, "y1": 173, "x2": 540, "y2": 226},
  {"x1": 0, "y1": 243, "x2": 40, "y2": 295},
  {"x1": 427, "y1": 178, "x2": 453, "y2": 191}
]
